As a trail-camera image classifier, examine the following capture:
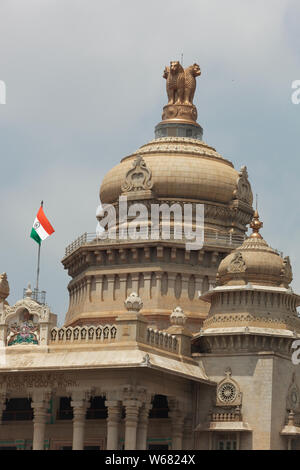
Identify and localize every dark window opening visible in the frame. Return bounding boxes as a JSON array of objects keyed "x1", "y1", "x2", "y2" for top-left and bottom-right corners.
[
  {"x1": 216, "y1": 433, "x2": 237, "y2": 450},
  {"x1": 86, "y1": 396, "x2": 107, "y2": 420},
  {"x1": 148, "y1": 444, "x2": 169, "y2": 450},
  {"x1": 2, "y1": 398, "x2": 33, "y2": 421},
  {"x1": 84, "y1": 446, "x2": 100, "y2": 450},
  {"x1": 149, "y1": 395, "x2": 169, "y2": 419},
  {"x1": 57, "y1": 397, "x2": 73, "y2": 420}
]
